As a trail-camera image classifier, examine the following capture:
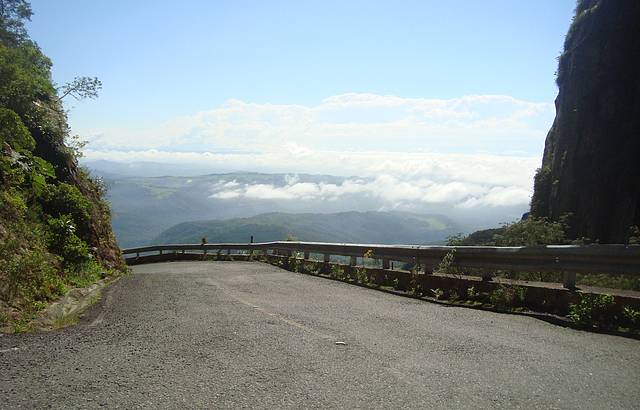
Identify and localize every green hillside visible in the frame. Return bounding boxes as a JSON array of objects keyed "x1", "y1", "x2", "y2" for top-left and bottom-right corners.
[
  {"x1": 153, "y1": 211, "x2": 460, "y2": 245},
  {"x1": 0, "y1": 1, "x2": 124, "y2": 330}
]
